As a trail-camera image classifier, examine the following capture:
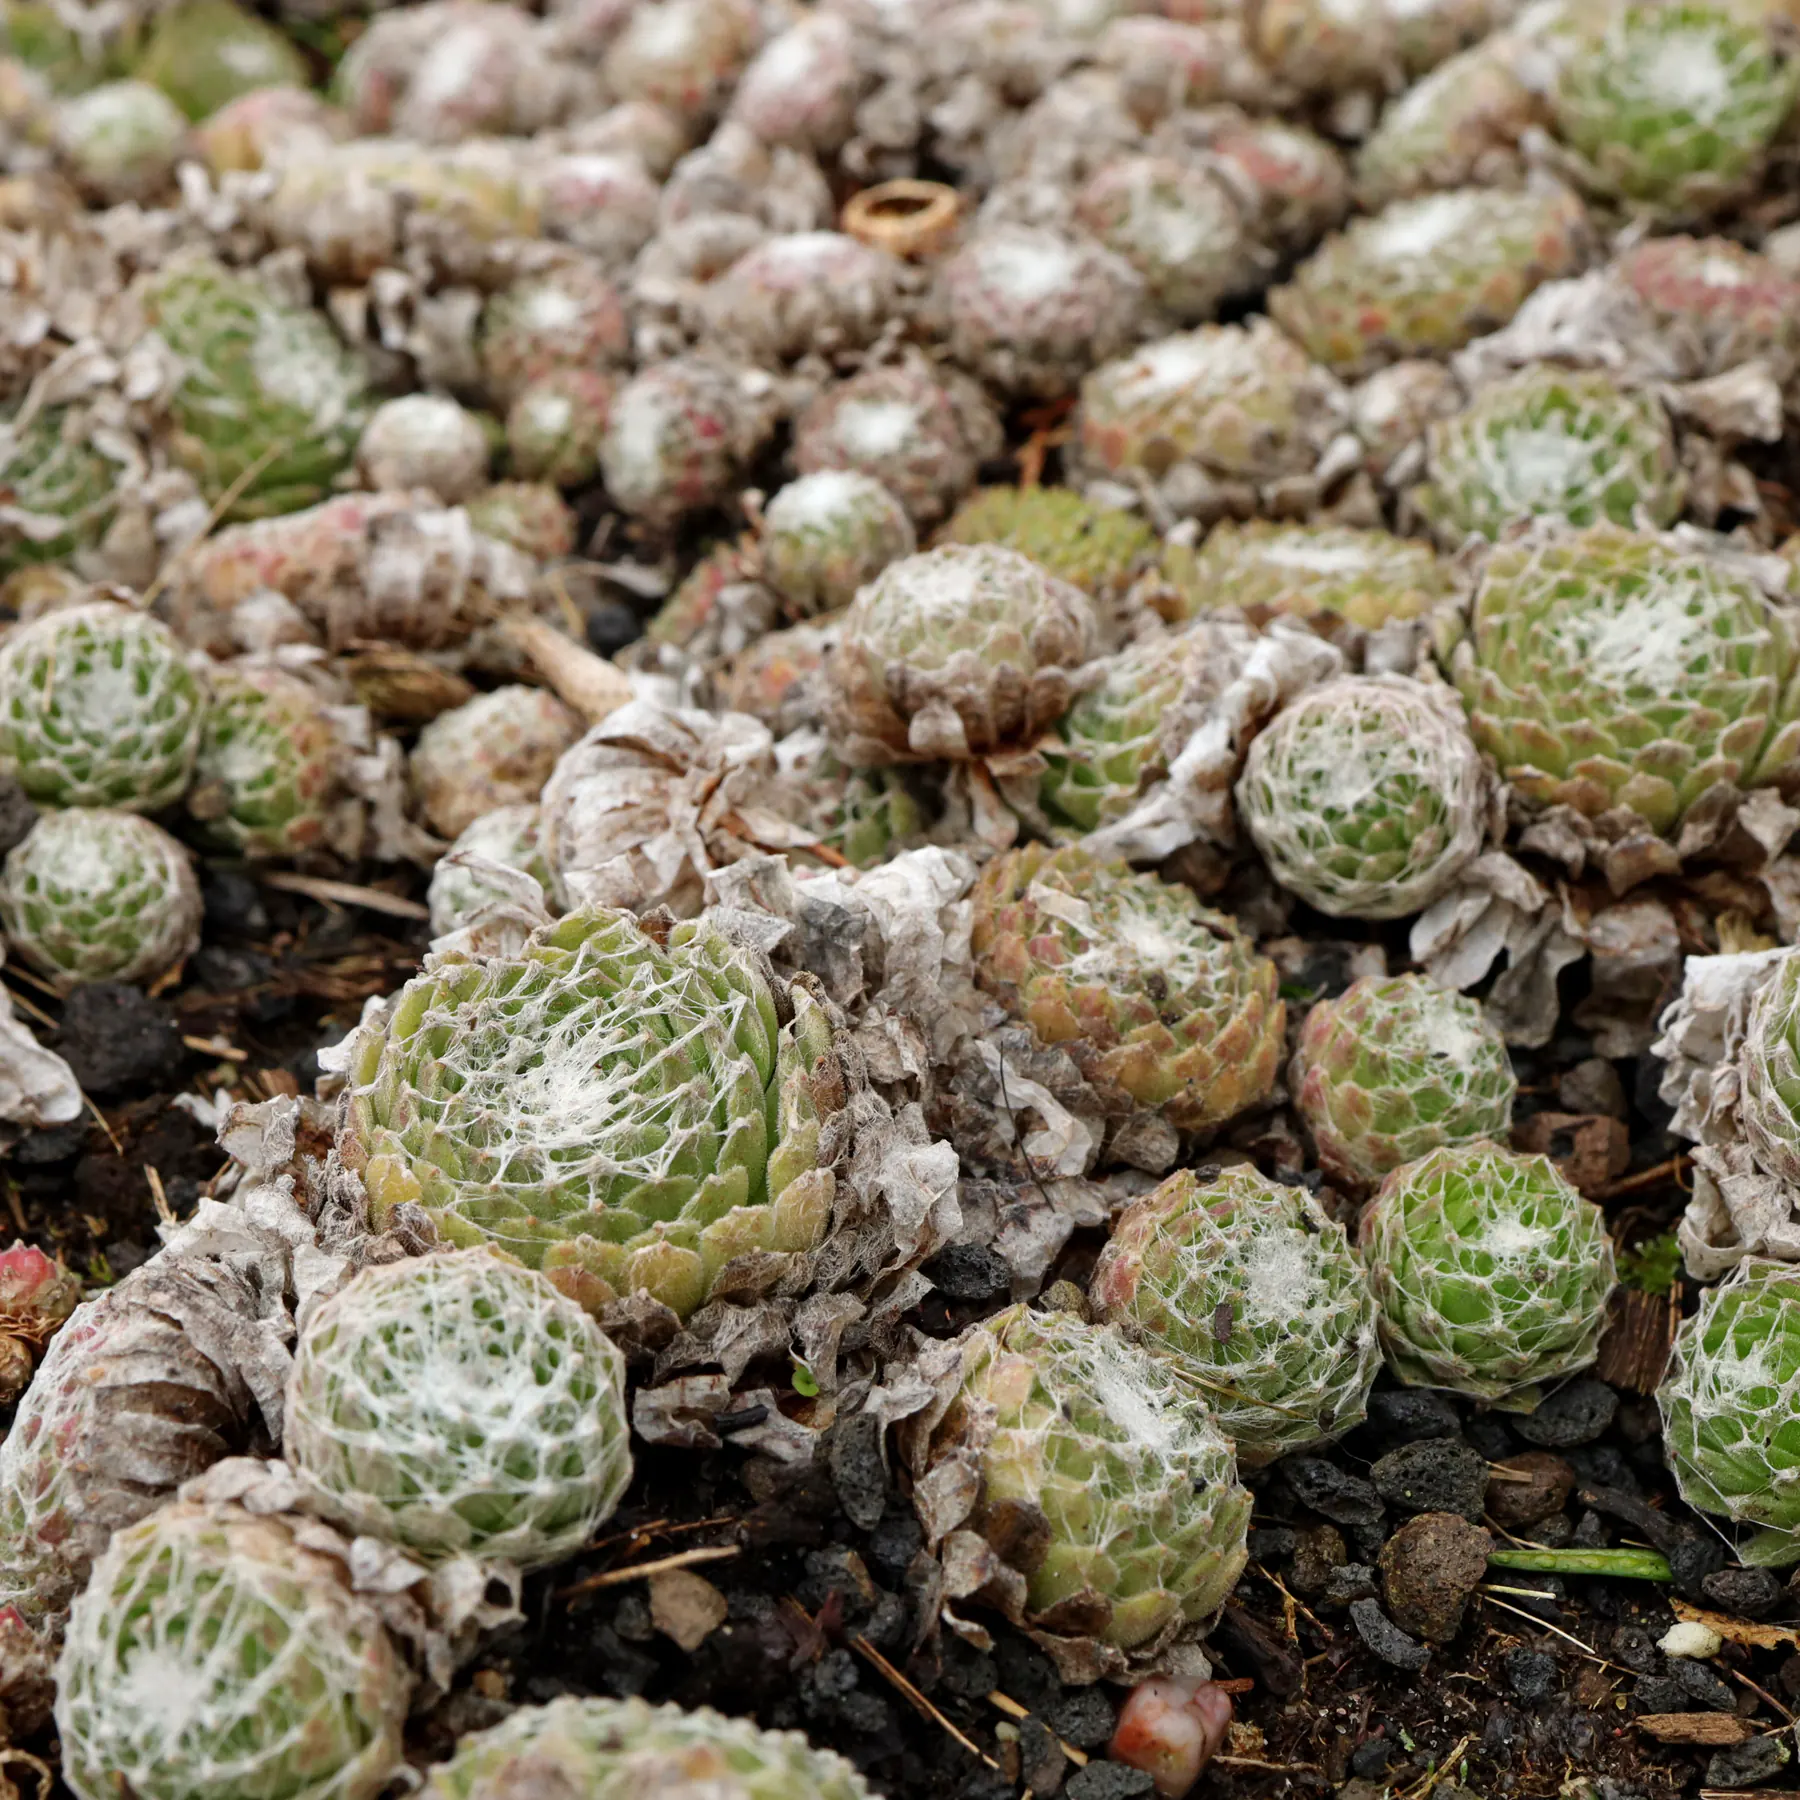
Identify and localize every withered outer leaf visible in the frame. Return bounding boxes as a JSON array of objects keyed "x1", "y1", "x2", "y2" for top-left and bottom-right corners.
[{"x1": 0, "y1": 1252, "x2": 290, "y2": 1635}]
